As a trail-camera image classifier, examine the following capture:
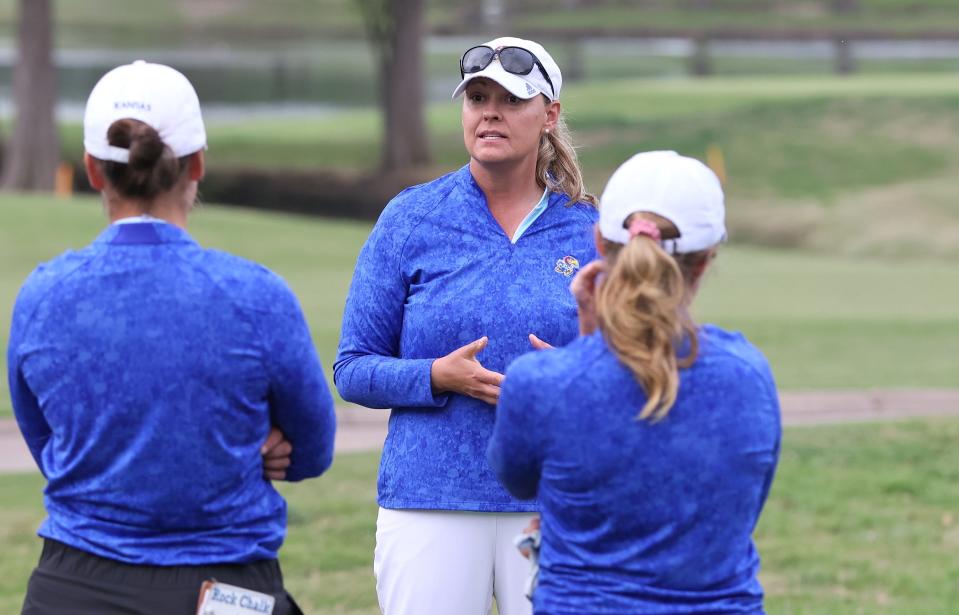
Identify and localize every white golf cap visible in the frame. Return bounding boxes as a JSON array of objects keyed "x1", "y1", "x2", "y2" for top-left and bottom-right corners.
[
  {"x1": 599, "y1": 151, "x2": 726, "y2": 253},
  {"x1": 83, "y1": 60, "x2": 207, "y2": 164},
  {"x1": 451, "y1": 36, "x2": 562, "y2": 101}
]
